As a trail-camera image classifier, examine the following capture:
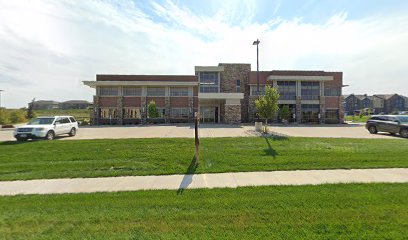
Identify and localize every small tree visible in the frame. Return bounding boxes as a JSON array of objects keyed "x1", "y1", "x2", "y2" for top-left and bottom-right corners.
[
  {"x1": 255, "y1": 86, "x2": 280, "y2": 133},
  {"x1": 279, "y1": 105, "x2": 290, "y2": 123},
  {"x1": 10, "y1": 110, "x2": 27, "y2": 124},
  {"x1": 147, "y1": 100, "x2": 159, "y2": 118},
  {"x1": 27, "y1": 98, "x2": 36, "y2": 119},
  {"x1": 0, "y1": 108, "x2": 10, "y2": 125}
]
